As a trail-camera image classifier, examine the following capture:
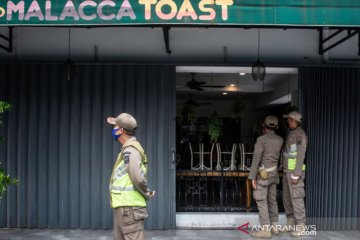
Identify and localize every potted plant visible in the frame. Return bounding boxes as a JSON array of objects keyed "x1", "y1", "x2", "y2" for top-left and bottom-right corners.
[
  {"x1": 180, "y1": 101, "x2": 197, "y2": 126},
  {"x1": 208, "y1": 111, "x2": 223, "y2": 143},
  {"x1": 231, "y1": 99, "x2": 245, "y2": 122},
  {"x1": 0, "y1": 101, "x2": 17, "y2": 200}
]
